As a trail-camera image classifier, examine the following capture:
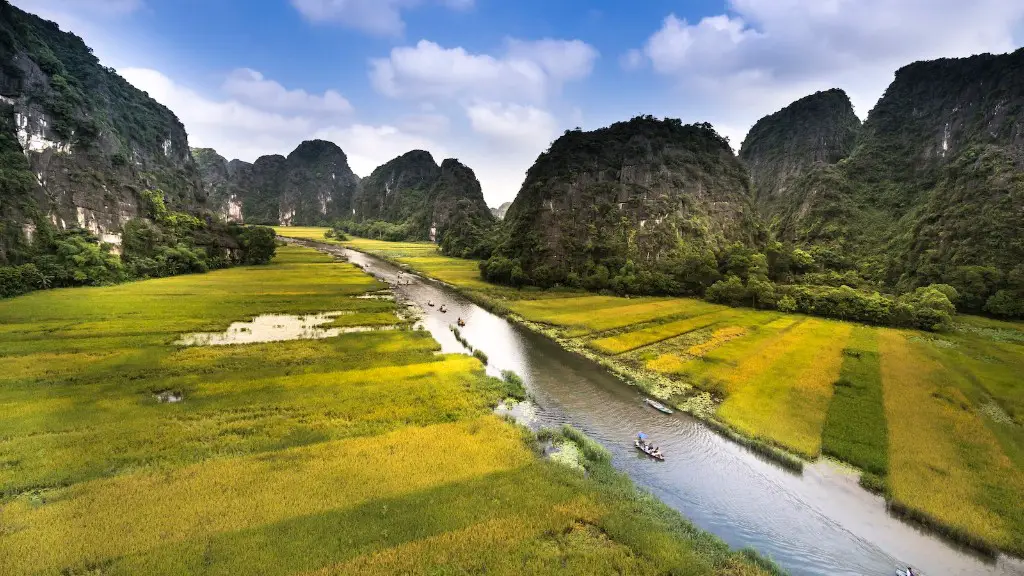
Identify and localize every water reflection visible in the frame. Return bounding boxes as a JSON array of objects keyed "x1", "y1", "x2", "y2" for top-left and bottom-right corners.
[
  {"x1": 294, "y1": 239, "x2": 1024, "y2": 576},
  {"x1": 175, "y1": 312, "x2": 398, "y2": 346}
]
